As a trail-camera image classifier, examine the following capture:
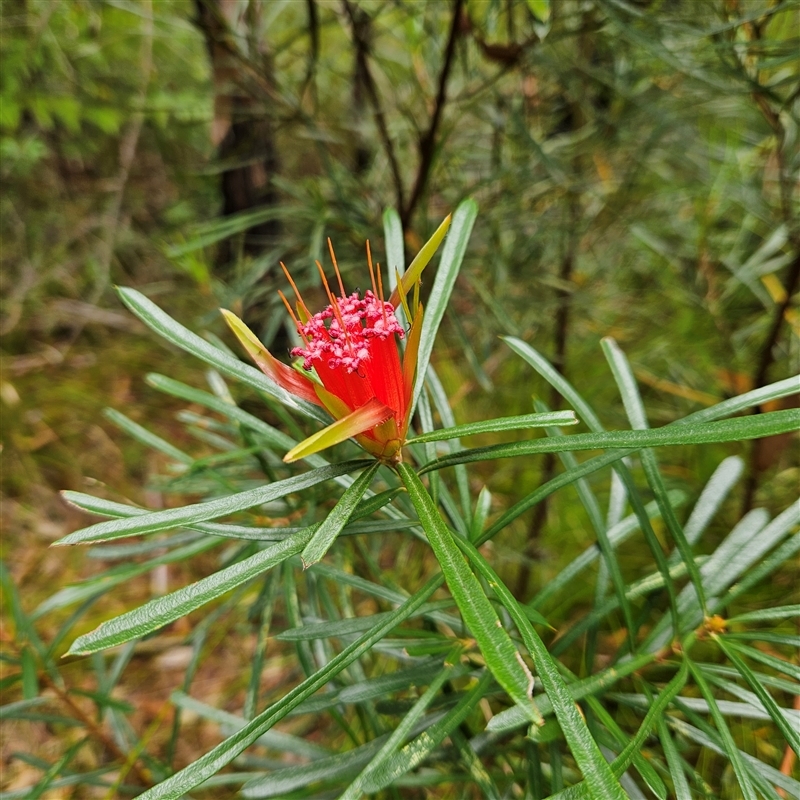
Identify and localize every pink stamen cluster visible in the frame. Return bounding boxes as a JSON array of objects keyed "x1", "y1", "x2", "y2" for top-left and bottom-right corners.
[{"x1": 292, "y1": 290, "x2": 404, "y2": 373}]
